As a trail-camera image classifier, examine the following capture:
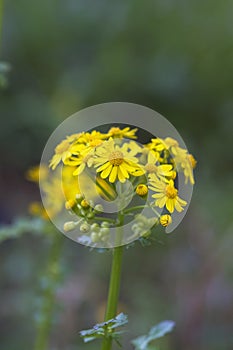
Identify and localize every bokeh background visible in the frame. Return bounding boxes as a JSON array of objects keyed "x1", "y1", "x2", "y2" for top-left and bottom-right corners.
[{"x1": 0, "y1": 1, "x2": 233, "y2": 349}]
